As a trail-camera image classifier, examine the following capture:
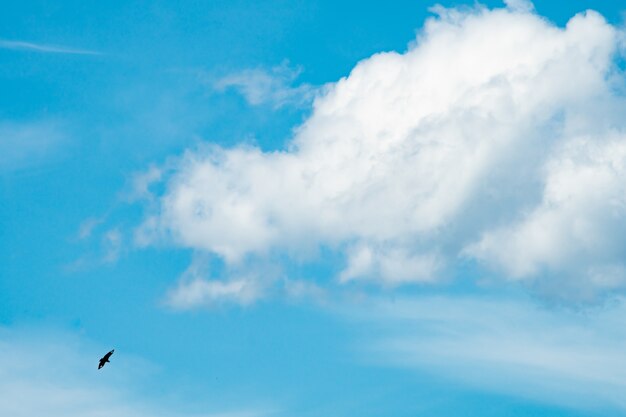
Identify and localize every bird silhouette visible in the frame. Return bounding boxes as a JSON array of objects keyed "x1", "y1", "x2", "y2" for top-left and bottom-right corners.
[{"x1": 98, "y1": 349, "x2": 114, "y2": 369}]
